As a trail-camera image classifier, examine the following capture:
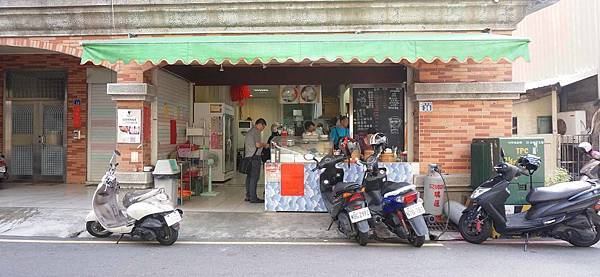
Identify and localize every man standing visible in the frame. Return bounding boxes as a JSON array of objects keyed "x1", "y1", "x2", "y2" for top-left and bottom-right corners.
[{"x1": 244, "y1": 118, "x2": 268, "y2": 203}]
